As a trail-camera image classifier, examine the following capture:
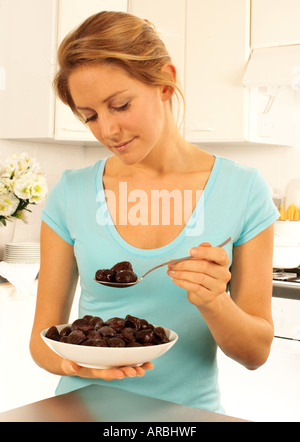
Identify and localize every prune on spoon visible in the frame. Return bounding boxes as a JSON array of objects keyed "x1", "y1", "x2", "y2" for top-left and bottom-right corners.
[
  {"x1": 95, "y1": 261, "x2": 138, "y2": 284},
  {"x1": 115, "y1": 270, "x2": 138, "y2": 283},
  {"x1": 111, "y1": 261, "x2": 133, "y2": 272},
  {"x1": 95, "y1": 269, "x2": 116, "y2": 282}
]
